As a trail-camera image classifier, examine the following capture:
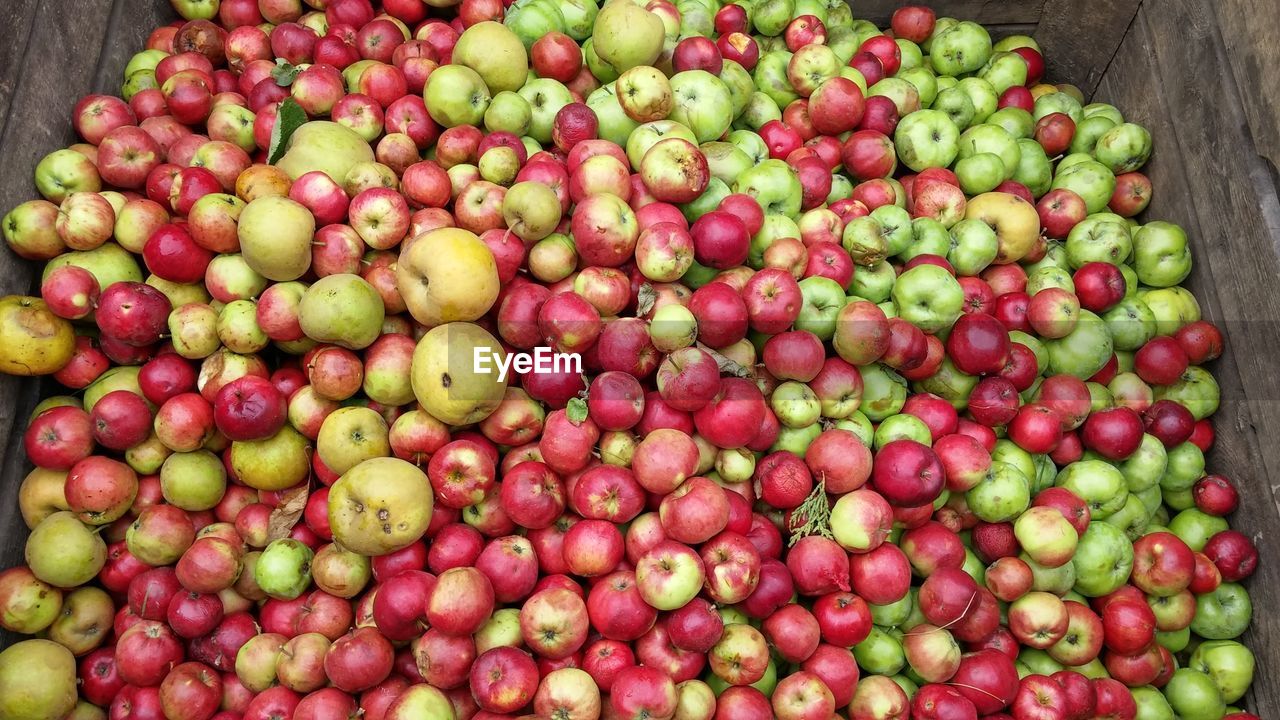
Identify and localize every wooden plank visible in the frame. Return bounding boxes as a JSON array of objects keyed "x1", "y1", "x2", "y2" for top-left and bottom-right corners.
[
  {"x1": 1216, "y1": 0, "x2": 1280, "y2": 177},
  {"x1": 1097, "y1": 6, "x2": 1280, "y2": 715},
  {"x1": 0, "y1": 0, "x2": 123, "y2": 570},
  {"x1": 1034, "y1": 0, "x2": 1141, "y2": 96},
  {"x1": 93, "y1": 0, "x2": 174, "y2": 95},
  {"x1": 853, "y1": 0, "x2": 1045, "y2": 27},
  {"x1": 0, "y1": 0, "x2": 41, "y2": 144}
]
